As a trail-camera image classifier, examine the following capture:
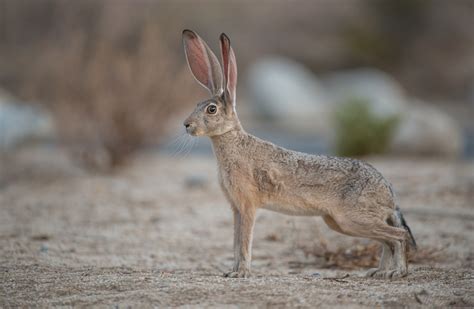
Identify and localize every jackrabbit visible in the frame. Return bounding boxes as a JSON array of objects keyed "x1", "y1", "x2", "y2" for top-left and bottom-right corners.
[{"x1": 182, "y1": 30, "x2": 416, "y2": 279}]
